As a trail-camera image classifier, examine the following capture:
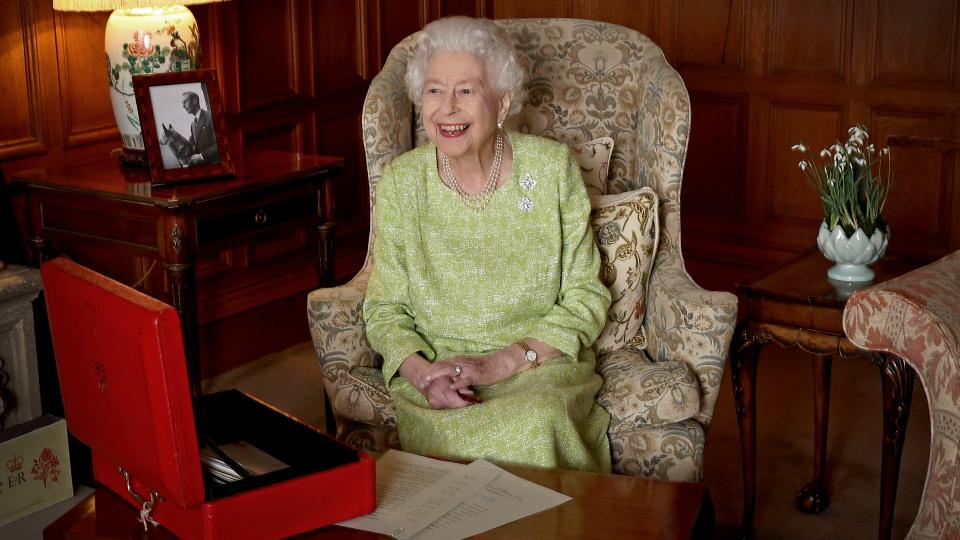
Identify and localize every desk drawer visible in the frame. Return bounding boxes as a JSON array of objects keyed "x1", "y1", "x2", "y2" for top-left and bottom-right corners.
[{"x1": 196, "y1": 192, "x2": 316, "y2": 246}]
